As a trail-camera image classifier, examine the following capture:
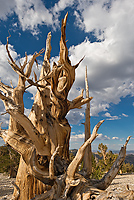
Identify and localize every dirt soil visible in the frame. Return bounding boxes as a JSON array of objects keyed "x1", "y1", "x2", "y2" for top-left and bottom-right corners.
[
  {"x1": 0, "y1": 173, "x2": 15, "y2": 200},
  {"x1": 0, "y1": 173, "x2": 134, "y2": 199},
  {"x1": 106, "y1": 173, "x2": 134, "y2": 192}
]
